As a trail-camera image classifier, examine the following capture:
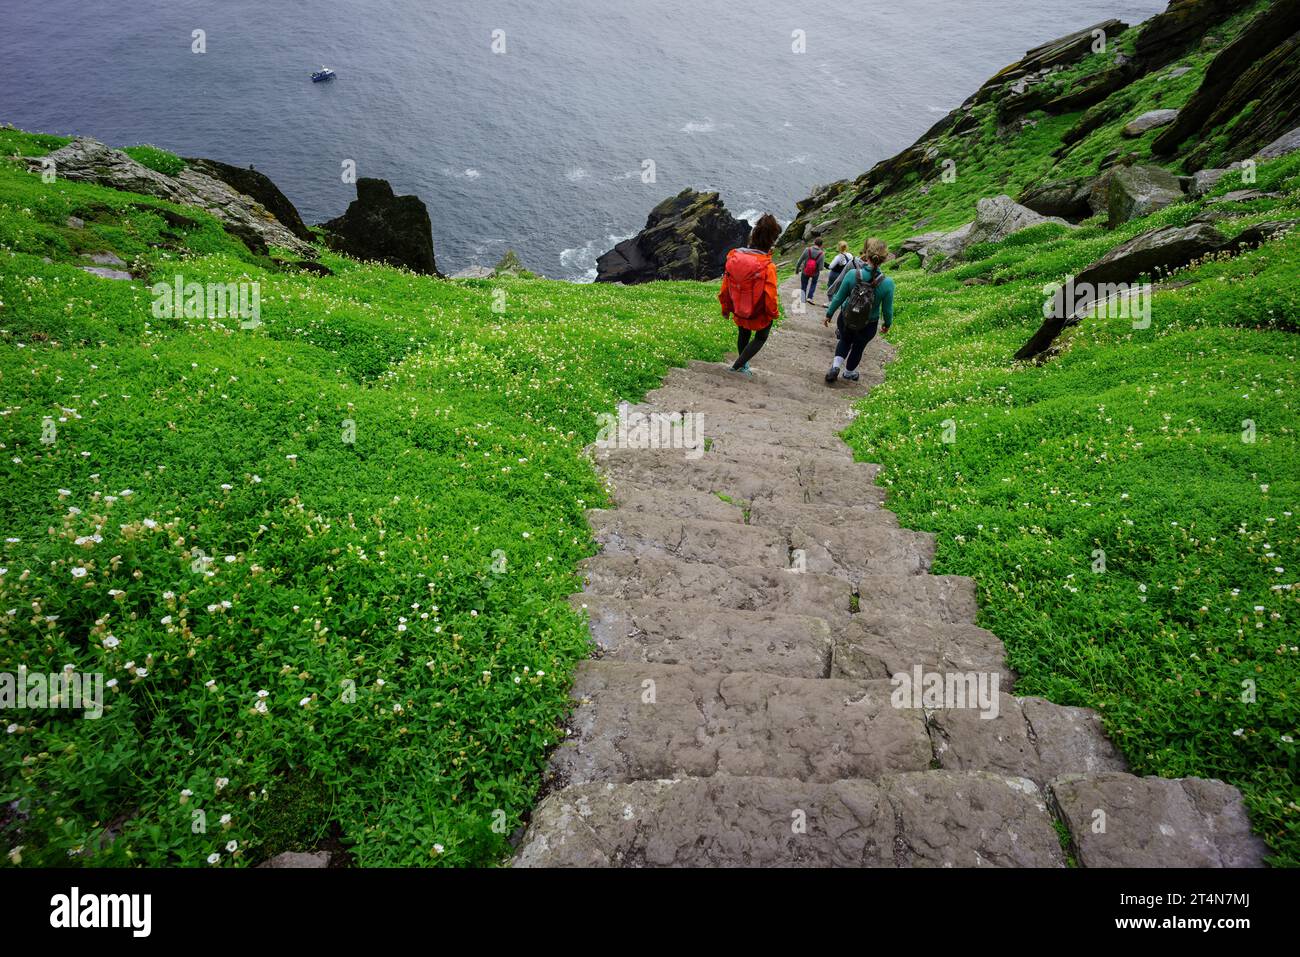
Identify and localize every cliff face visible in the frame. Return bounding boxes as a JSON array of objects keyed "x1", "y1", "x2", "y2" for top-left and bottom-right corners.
[
  {"x1": 596, "y1": 189, "x2": 750, "y2": 284},
  {"x1": 777, "y1": 0, "x2": 1294, "y2": 256}
]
